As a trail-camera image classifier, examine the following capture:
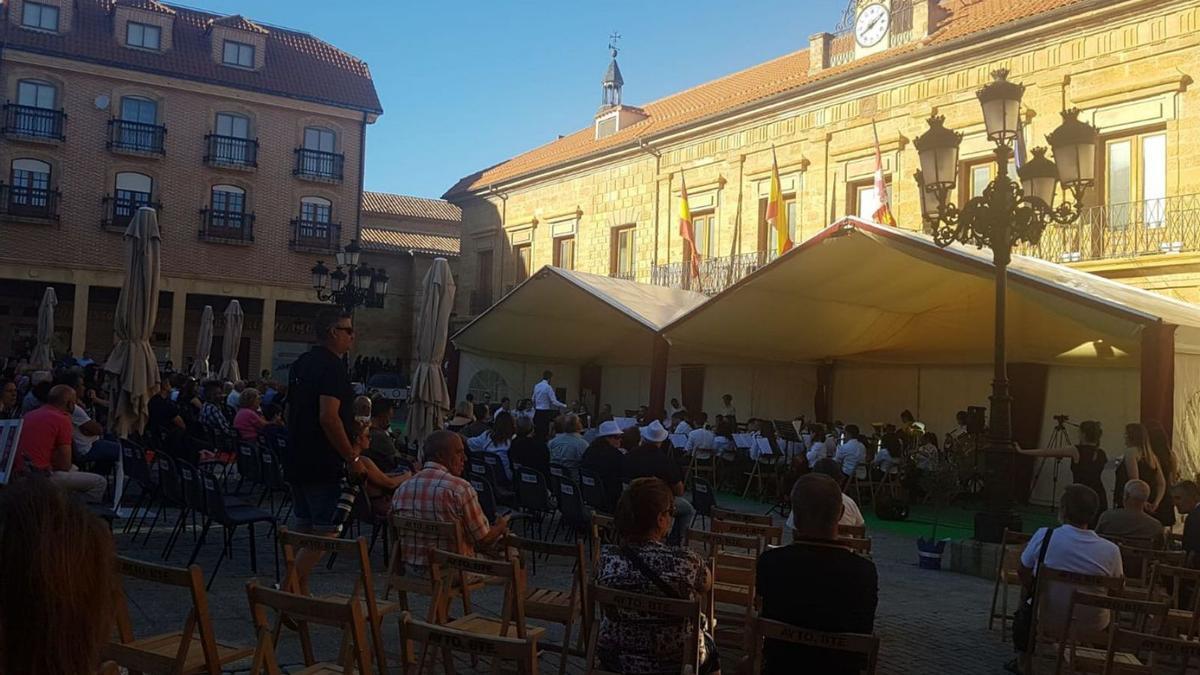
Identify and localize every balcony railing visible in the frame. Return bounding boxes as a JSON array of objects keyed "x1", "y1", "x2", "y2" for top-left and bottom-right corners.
[
  {"x1": 204, "y1": 134, "x2": 258, "y2": 168},
  {"x1": 650, "y1": 250, "x2": 778, "y2": 296},
  {"x1": 289, "y1": 218, "x2": 340, "y2": 252},
  {"x1": 0, "y1": 183, "x2": 60, "y2": 221},
  {"x1": 889, "y1": 0, "x2": 914, "y2": 47},
  {"x1": 1018, "y1": 194, "x2": 1200, "y2": 264},
  {"x1": 102, "y1": 193, "x2": 161, "y2": 231},
  {"x1": 469, "y1": 289, "x2": 493, "y2": 315},
  {"x1": 199, "y1": 208, "x2": 254, "y2": 243},
  {"x1": 610, "y1": 270, "x2": 638, "y2": 282},
  {"x1": 293, "y1": 148, "x2": 344, "y2": 181},
  {"x1": 3, "y1": 103, "x2": 65, "y2": 140},
  {"x1": 829, "y1": 29, "x2": 855, "y2": 68},
  {"x1": 107, "y1": 119, "x2": 166, "y2": 154}
]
